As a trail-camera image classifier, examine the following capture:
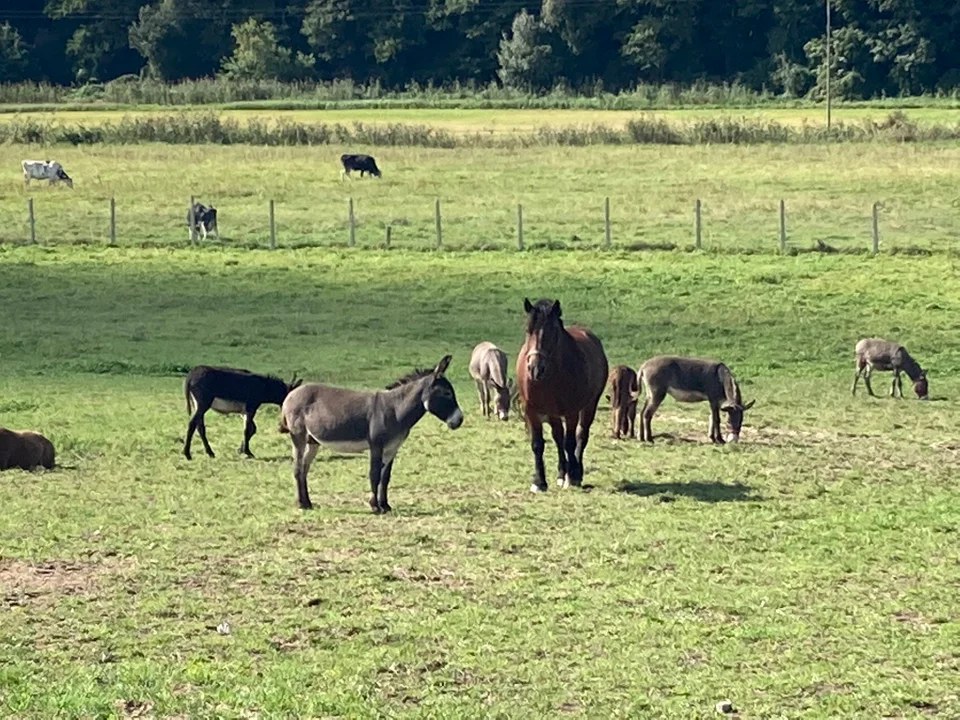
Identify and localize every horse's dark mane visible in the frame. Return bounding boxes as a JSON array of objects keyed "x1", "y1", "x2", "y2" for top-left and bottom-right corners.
[
  {"x1": 385, "y1": 367, "x2": 433, "y2": 389},
  {"x1": 525, "y1": 298, "x2": 561, "y2": 334}
]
